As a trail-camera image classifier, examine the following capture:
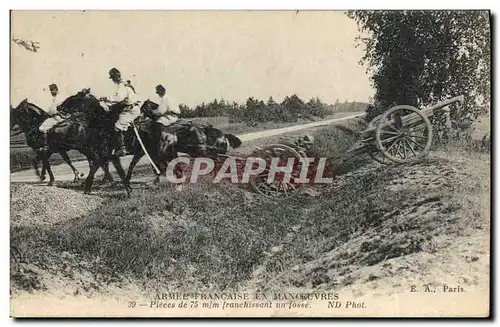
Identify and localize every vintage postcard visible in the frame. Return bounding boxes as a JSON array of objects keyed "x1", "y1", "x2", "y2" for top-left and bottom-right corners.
[{"x1": 9, "y1": 10, "x2": 491, "y2": 318}]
